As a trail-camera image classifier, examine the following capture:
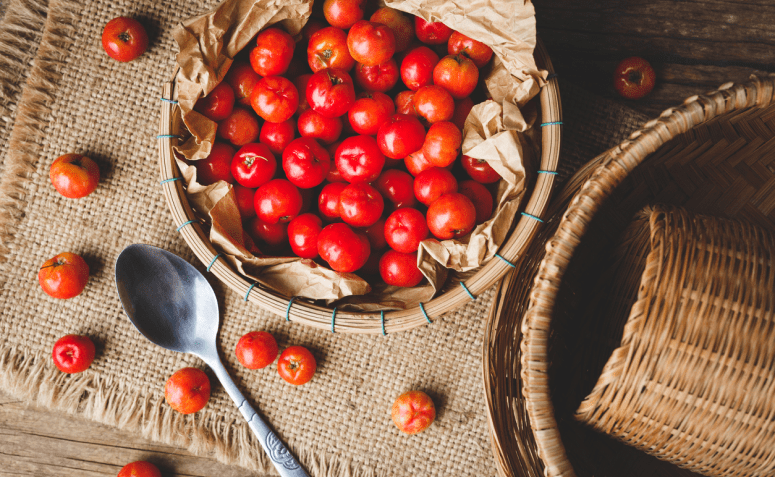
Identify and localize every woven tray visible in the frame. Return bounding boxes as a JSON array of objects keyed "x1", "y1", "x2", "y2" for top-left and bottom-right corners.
[
  {"x1": 517, "y1": 75, "x2": 775, "y2": 477},
  {"x1": 158, "y1": 39, "x2": 561, "y2": 335}
]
